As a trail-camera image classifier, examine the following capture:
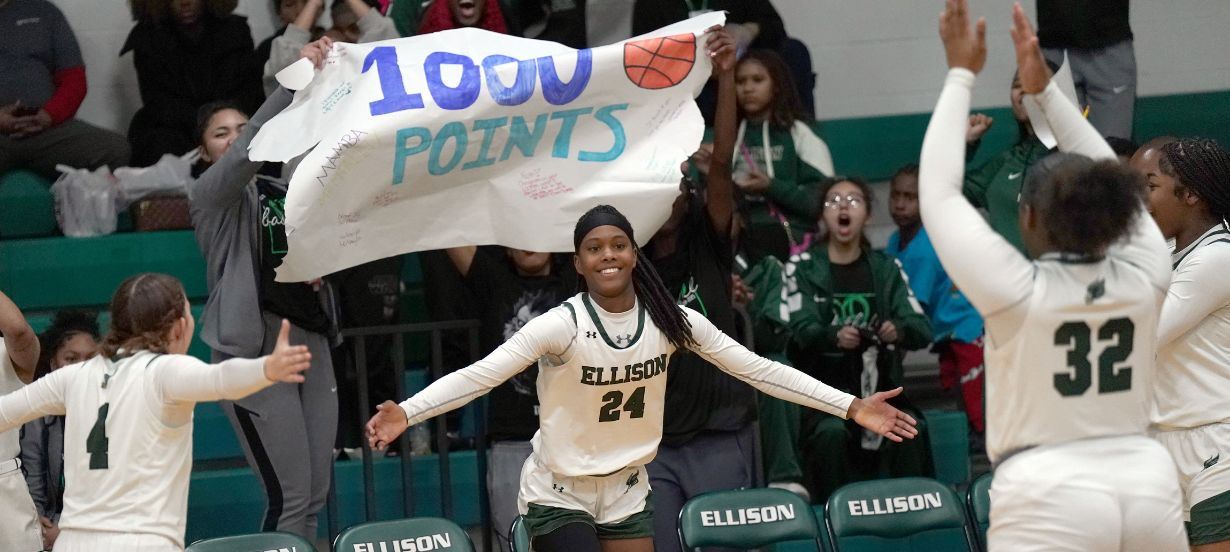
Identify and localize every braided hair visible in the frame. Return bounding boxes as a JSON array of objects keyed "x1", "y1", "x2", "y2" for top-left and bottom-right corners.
[
  {"x1": 573, "y1": 205, "x2": 697, "y2": 351},
  {"x1": 1158, "y1": 138, "x2": 1230, "y2": 228}
]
